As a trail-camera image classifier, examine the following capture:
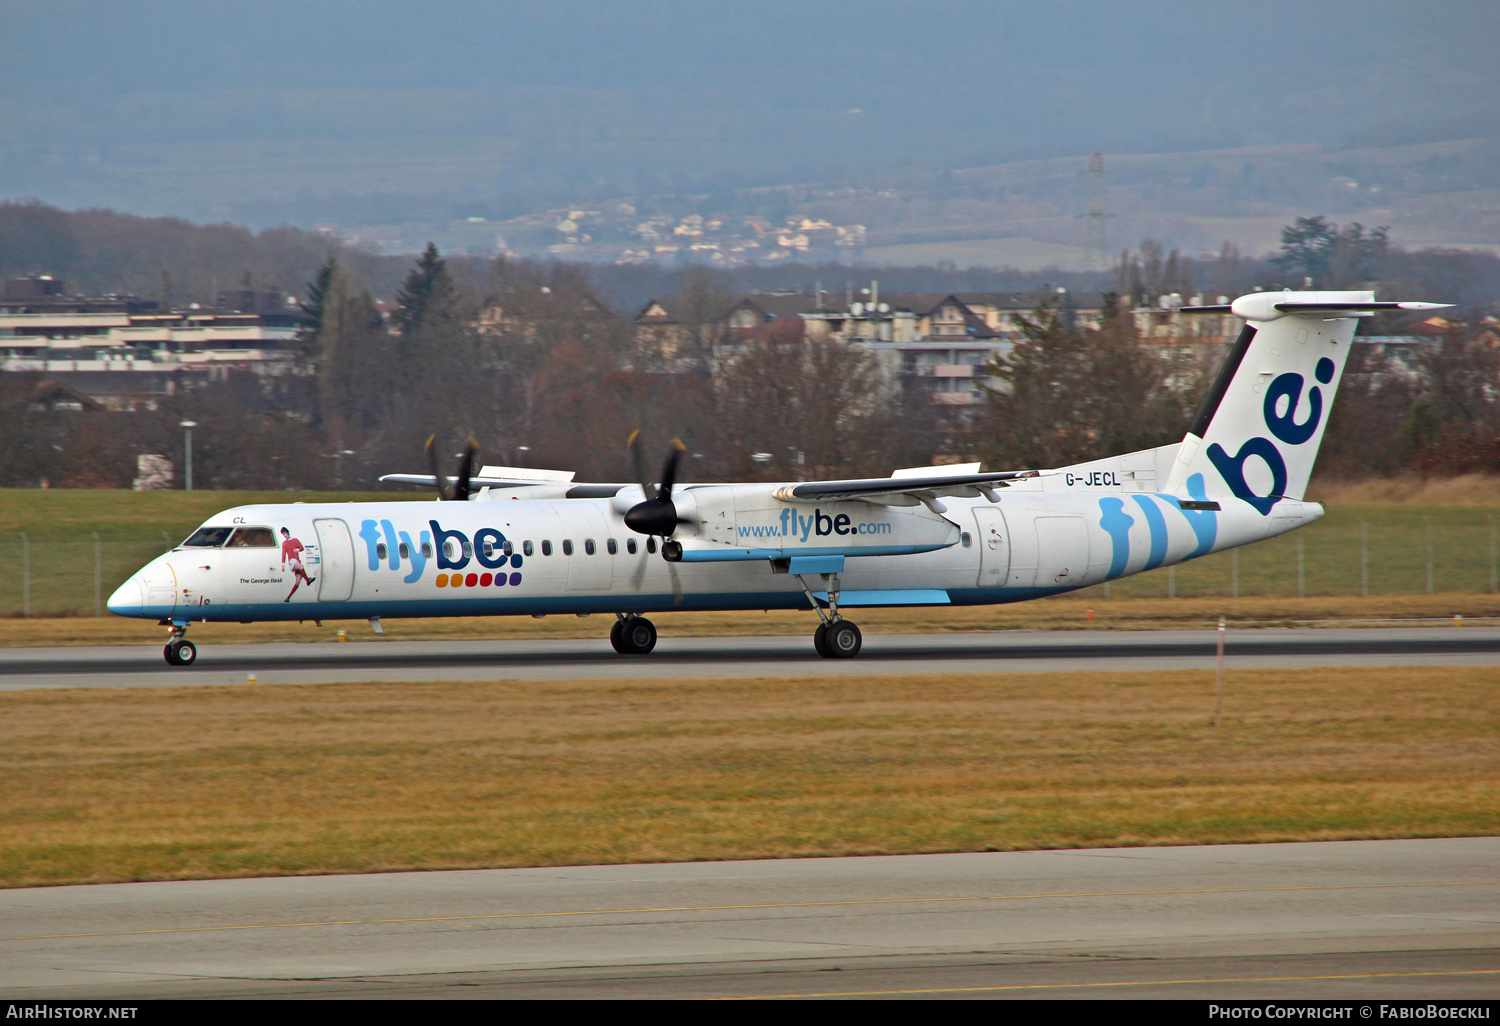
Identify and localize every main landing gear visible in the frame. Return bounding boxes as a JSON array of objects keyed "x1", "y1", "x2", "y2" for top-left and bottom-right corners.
[
  {"x1": 796, "y1": 572, "x2": 862, "y2": 659},
  {"x1": 610, "y1": 614, "x2": 658, "y2": 655},
  {"x1": 813, "y1": 619, "x2": 862, "y2": 659},
  {"x1": 162, "y1": 623, "x2": 197, "y2": 666}
]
